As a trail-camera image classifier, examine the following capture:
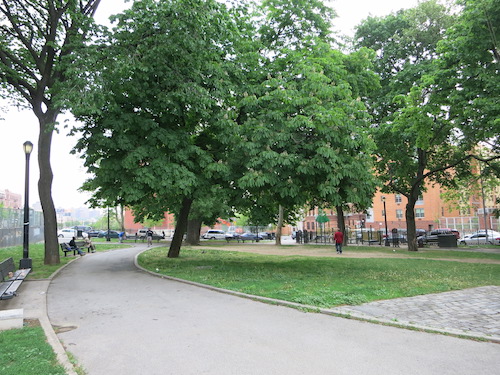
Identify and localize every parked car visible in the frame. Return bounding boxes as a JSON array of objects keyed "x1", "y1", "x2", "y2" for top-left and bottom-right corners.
[
  {"x1": 98, "y1": 230, "x2": 120, "y2": 238},
  {"x1": 225, "y1": 231, "x2": 241, "y2": 241},
  {"x1": 239, "y1": 232, "x2": 263, "y2": 242},
  {"x1": 57, "y1": 228, "x2": 77, "y2": 239},
  {"x1": 202, "y1": 230, "x2": 226, "y2": 240},
  {"x1": 72, "y1": 225, "x2": 92, "y2": 237},
  {"x1": 258, "y1": 232, "x2": 275, "y2": 240},
  {"x1": 86, "y1": 230, "x2": 101, "y2": 238},
  {"x1": 459, "y1": 230, "x2": 500, "y2": 245},
  {"x1": 384, "y1": 233, "x2": 407, "y2": 244},
  {"x1": 135, "y1": 229, "x2": 163, "y2": 240},
  {"x1": 417, "y1": 228, "x2": 460, "y2": 245}
]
